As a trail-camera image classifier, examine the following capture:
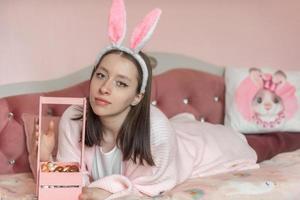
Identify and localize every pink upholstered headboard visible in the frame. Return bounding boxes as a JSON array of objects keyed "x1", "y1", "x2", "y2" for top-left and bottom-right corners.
[
  {"x1": 1, "y1": 68, "x2": 300, "y2": 174},
  {"x1": 0, "y1": 68, "x2": 224, "y2": 174},
  {"x1": 151, "y1": 69, "x2": 224, "y2": 122}
]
